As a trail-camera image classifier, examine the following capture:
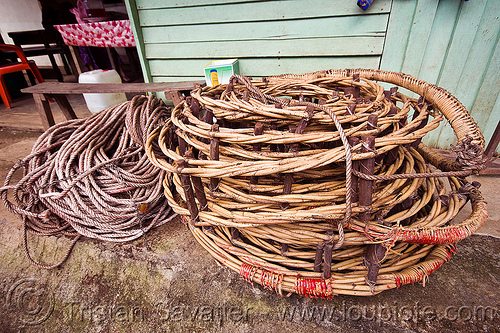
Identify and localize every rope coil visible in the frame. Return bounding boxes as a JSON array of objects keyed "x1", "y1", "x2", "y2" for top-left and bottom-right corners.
[{"x1": 1, "y1": 95, "x2": 177, "y2": 268}]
